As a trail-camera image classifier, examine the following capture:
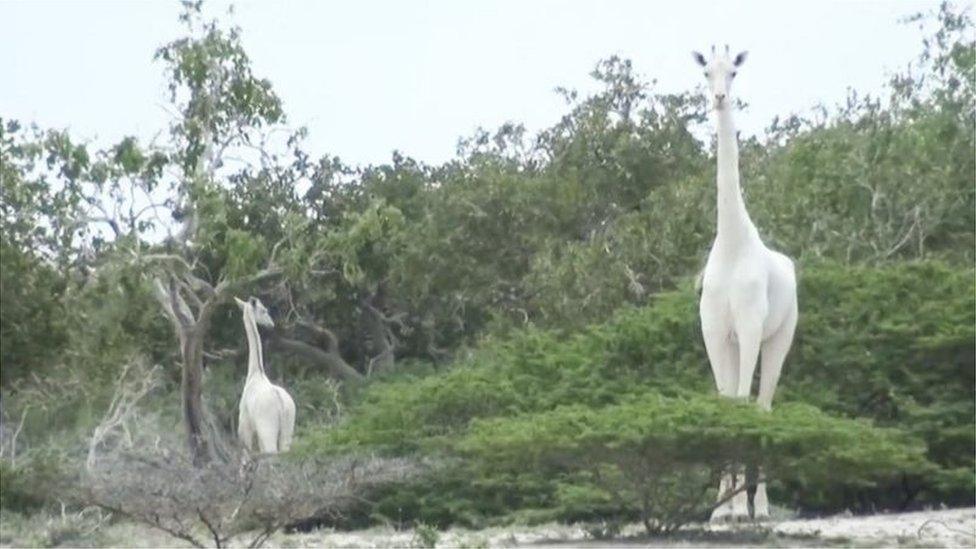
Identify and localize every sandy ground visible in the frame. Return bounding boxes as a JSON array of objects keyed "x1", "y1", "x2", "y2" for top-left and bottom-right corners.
[
  {"x1": 267, "y1": 507, "x2": 975, "y2": 548},
  {"x1": 4, "y1": 507, "x2": 973, "y2": 547},
  {"x1": 761, "y1": 507, "x2": 975, "y2": 548}
]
